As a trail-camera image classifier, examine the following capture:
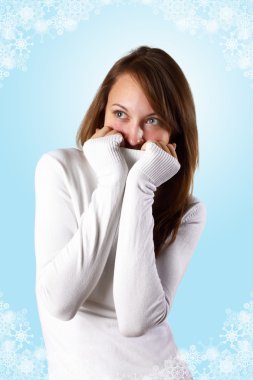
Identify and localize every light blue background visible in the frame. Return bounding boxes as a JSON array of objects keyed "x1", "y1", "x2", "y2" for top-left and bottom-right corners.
[{"x1": 0, "y1": 1, "x2": 252, "y2": 378}]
